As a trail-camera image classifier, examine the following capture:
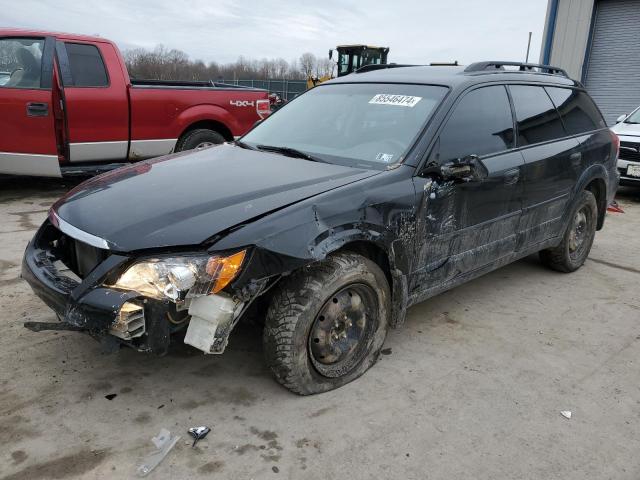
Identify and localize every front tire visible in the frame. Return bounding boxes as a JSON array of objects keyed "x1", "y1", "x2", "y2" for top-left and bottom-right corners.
[
  {"x1": 263, "y1": 253, "x2": 390, "y2": 395},
  {"x1": 540, "y1": 190, "x2": 598, "y2": 272}
]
